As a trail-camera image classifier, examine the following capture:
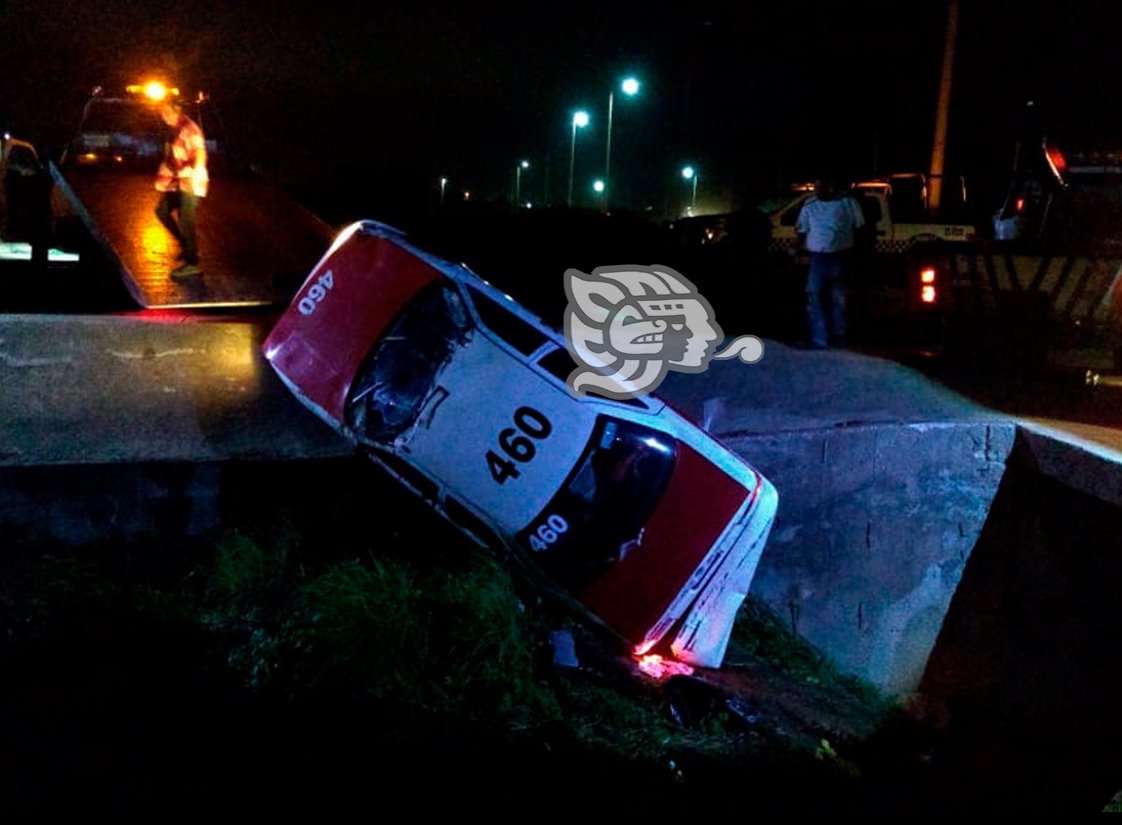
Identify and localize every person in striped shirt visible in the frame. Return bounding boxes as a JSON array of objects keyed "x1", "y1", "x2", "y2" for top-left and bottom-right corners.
[{"x1": 155, "y1": 101, "x2": 208, "y2": 279}]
